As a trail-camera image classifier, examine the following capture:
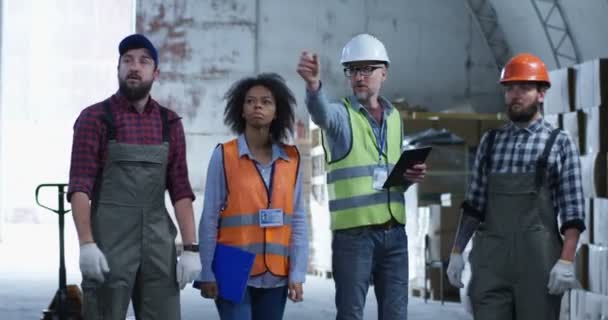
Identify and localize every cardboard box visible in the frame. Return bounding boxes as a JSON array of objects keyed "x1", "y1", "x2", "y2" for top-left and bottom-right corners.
[
  {"x1": 580, "y1": 199, "x2": 592, "y2": 245},
  {"x1": 576, "y1": 244, "x2": 590, "y2": 290},
  {"x1": 428, "y1": 203, "x2": 461, "y2": 234},
  {"x1": 427, "y1": 267, "x2": 460, "y2": 302},
  {"x1": 311, "y1": 153, "x2": 325, "y2": 178},
  {"x1": 310, "y1": 128, "x2": 322, "y2": 148},
  {"x1": 561, "y1": 111, "x2": 585, "y2": 154},
  {"x1": 544, "y1": 113, "x2": 562, "y2": 128},
  {"x1": 581, "y1": 106, "x2": 608, "y2": 154},
  {"x1": 575, "y1": 243, "x2": 608, "y2": 296},
  {"x1": 545, "y1": 67, "x2": 575, "y2": 114},
  {"x1": 579, "y1": 153, "x2": 608, "y2": 198},
  {"x1": 574, "y1": 58, "x2": 608, "y2": 108},
  {"x1": 439, "y1": 192, "x2": 465, "y2": 207},
  {"x1": 427, "y1": 230, "x2": 456, "y2": 262},
  {"x1": 418, "y1": 192, "x2": 467, "y2": 207},
  {"x1": 588, "y1": 244, "x2": 608, "y2": 295},
  {"x1": 592, "y1": 198, "x2": 608, "y2": 246},
  {"x1": 567, "y1": 289, "x2": 608, "y2": 320},
  {"x1": 418, "y1": 172, "x2": 470, "y2": 197}
]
